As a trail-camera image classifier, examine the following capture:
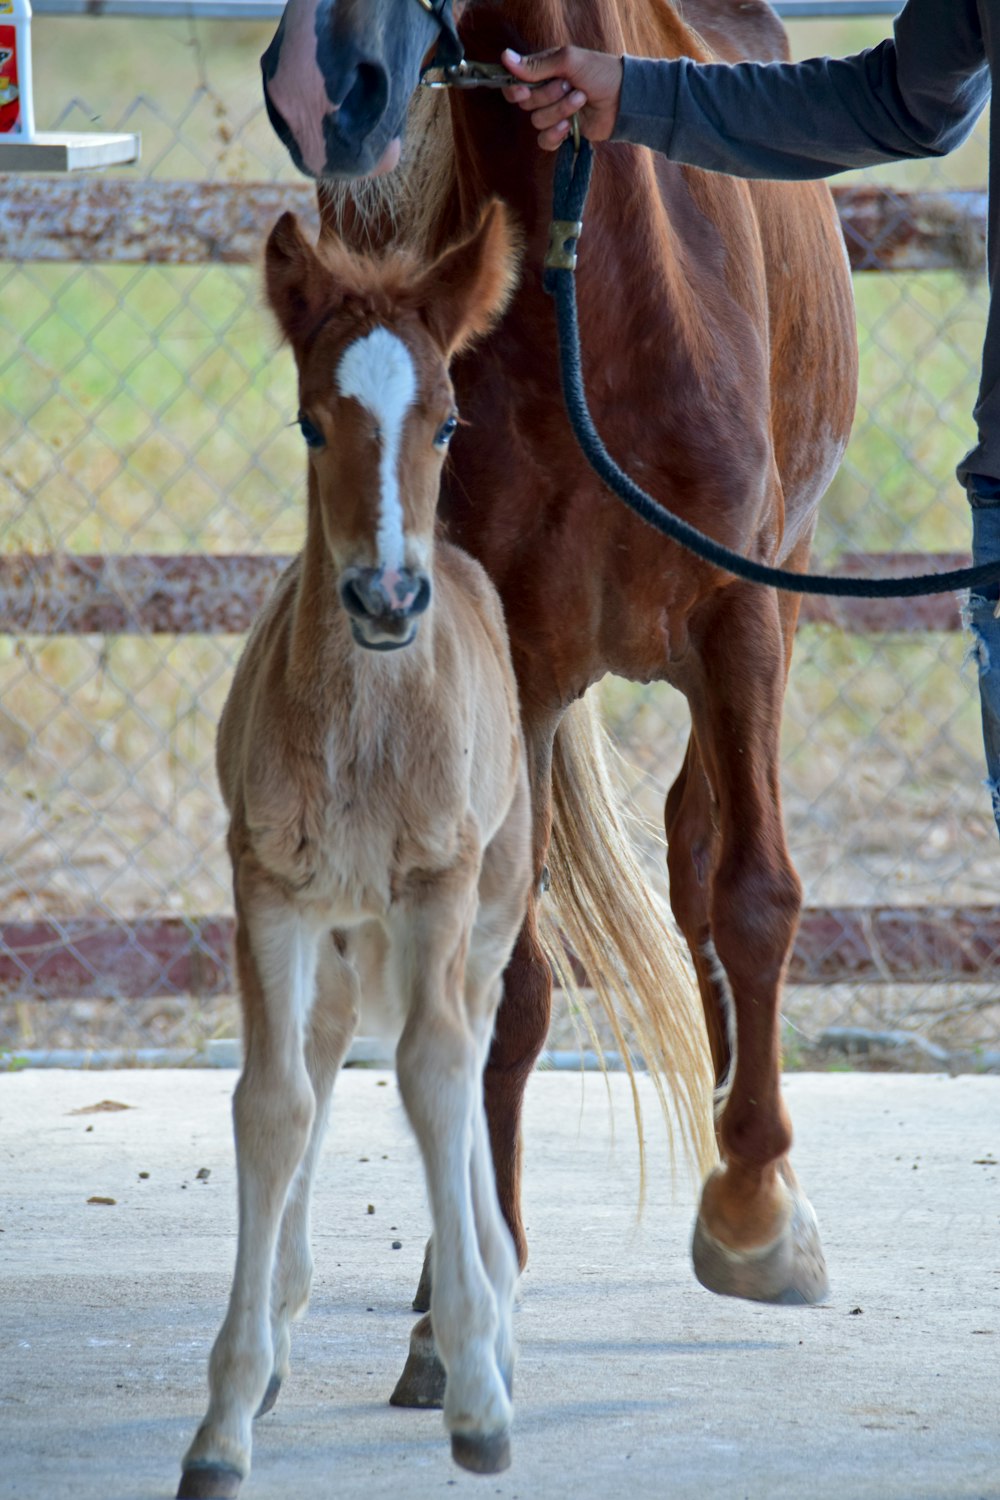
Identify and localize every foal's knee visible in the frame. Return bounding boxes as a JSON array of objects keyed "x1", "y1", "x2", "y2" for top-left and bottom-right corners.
[
  {"x1": 397, "y1": 1014, "x2": 476, "y2": 1121},
  {"x1": 233, "y1": 1064, "x2": 315, "y2": 1173}
]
